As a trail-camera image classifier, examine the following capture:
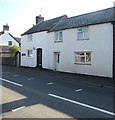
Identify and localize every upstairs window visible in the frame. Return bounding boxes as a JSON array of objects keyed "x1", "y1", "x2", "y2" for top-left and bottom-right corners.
[
  {"x1": 55, "y1": 31, "x2": 63, "y2": 41},
  {"x1": 75, "y1": 52, "x2": 91, "y2": 64},
  {"x1": 28, "y1": 34, "x2": 33, "y2": 41},
  {"x1": 8, "y1": 41, "x2": 12, "y2": 46},
  {"x1": 77, "y1": 27, "x2": 89, "y2": 40}
]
